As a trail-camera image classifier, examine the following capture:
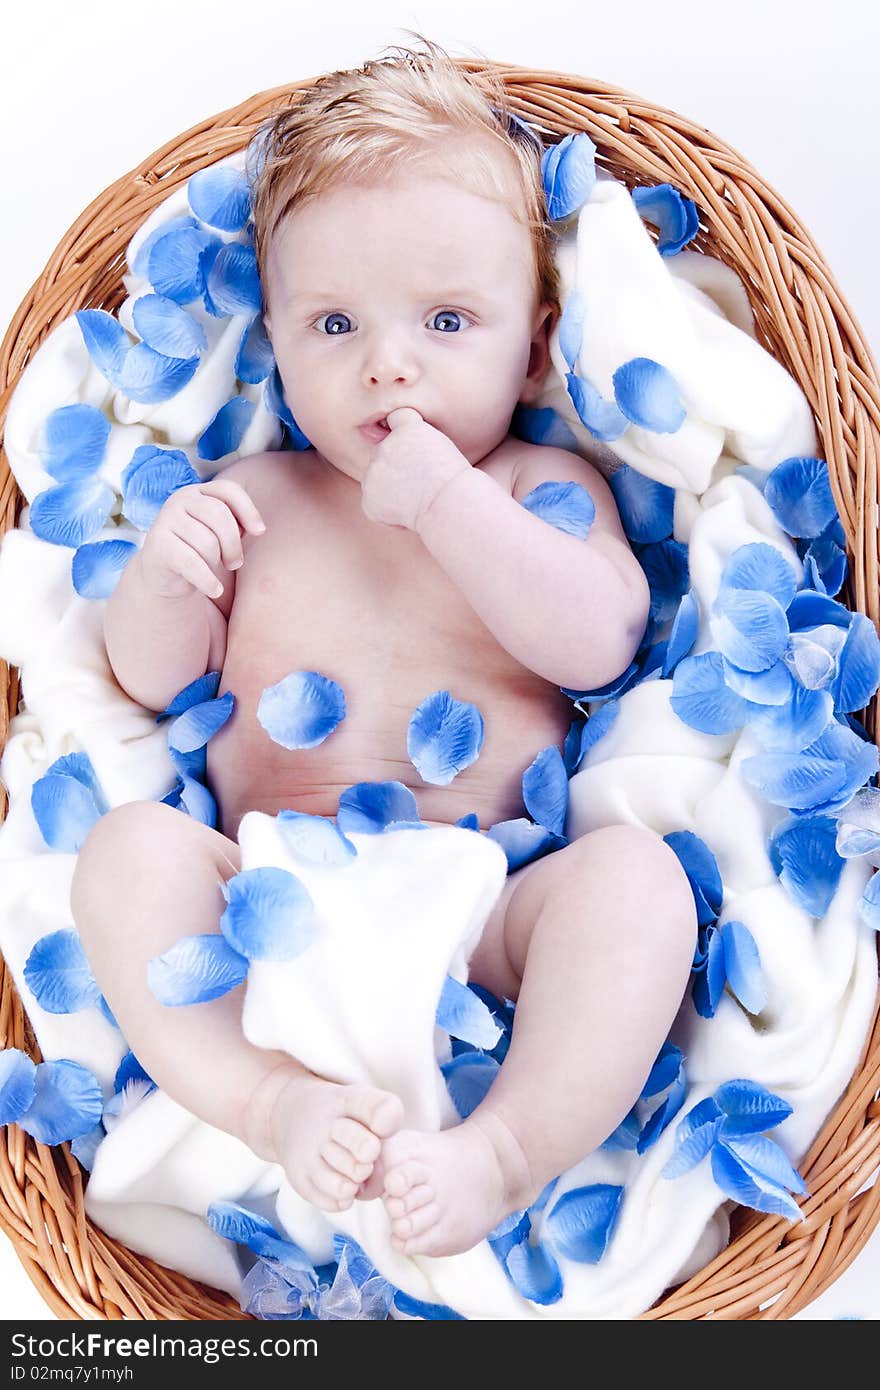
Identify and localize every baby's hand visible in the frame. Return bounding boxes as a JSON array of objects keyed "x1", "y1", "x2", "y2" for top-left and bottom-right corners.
[
  {"x1": 139, "y1": 478, "x2": 266, "y2": 600},
  {"x1": 360, "y1": 408, "x2": 470, "y2": 531}
]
